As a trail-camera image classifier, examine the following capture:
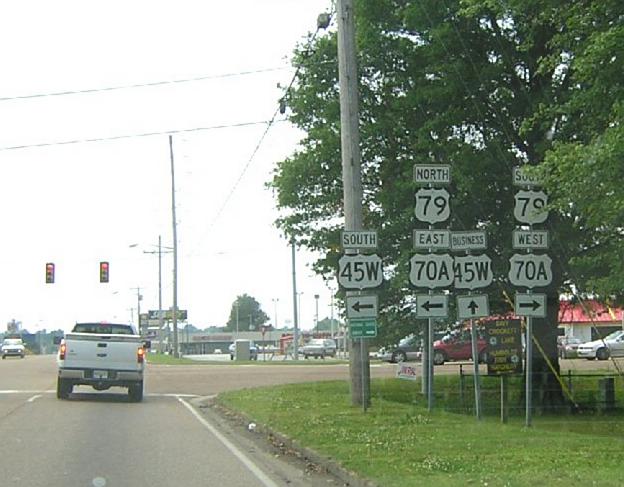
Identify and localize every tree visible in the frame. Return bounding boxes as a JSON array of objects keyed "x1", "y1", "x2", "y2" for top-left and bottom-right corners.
[
  {"x1": 271, "y1": 0, "x2": 621, "y2": 410},
  {"x1": 315, "y1": 317, "x2": 341, "y2": 333},
  {"x1": 225, "y1": 294, "x2": 269, "y2": 332}
]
